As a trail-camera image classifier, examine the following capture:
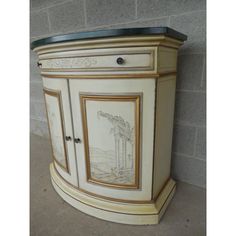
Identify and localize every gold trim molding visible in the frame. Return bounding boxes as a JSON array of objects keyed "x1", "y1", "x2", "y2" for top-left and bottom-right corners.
[
  {"x1": 80, "y1": 93, "x2": 141, "y2": 189},
  {"x1": 50, "y1": 162, "x2": 176, "y2": 211},
  {"x1": 41, "y1": 71, "x2": 177, "y2": 79},
  {"x1": 43, "y1": 88, "x2": 70, "y2": 173}
]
